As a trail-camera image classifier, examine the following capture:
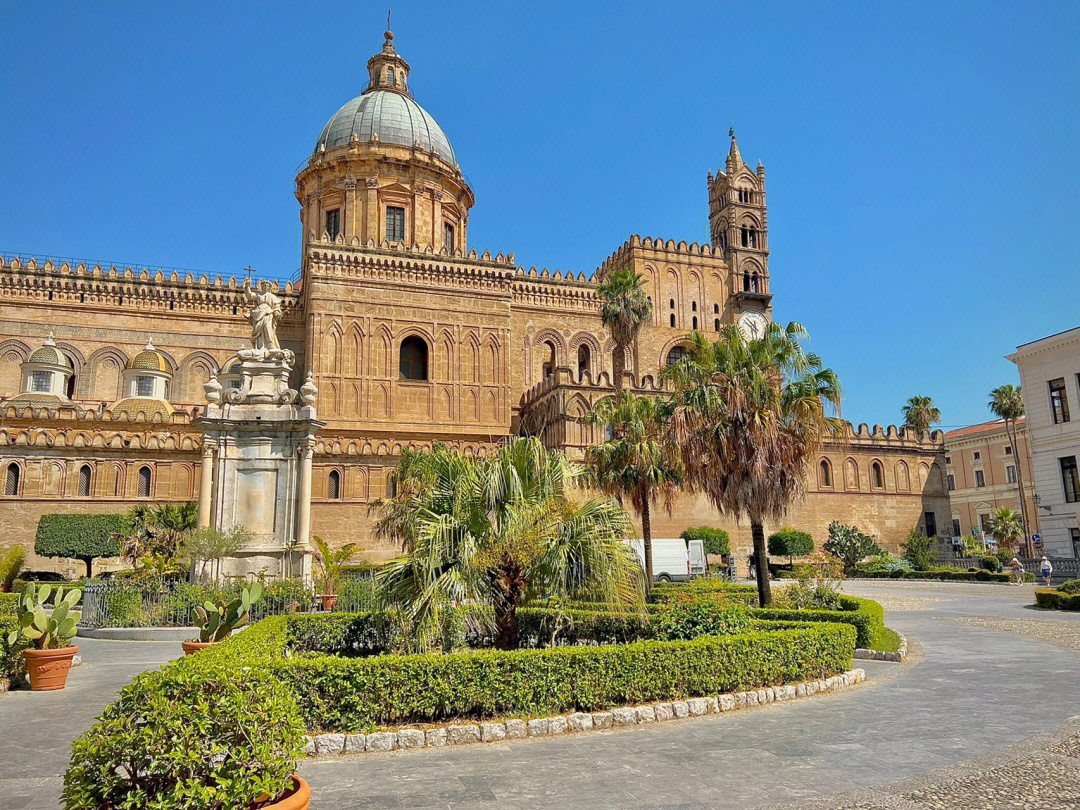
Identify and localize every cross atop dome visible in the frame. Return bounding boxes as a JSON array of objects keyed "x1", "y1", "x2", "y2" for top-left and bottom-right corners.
[{"x1": 366, "y1": 24, "x2": 411, "y2": 98}]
